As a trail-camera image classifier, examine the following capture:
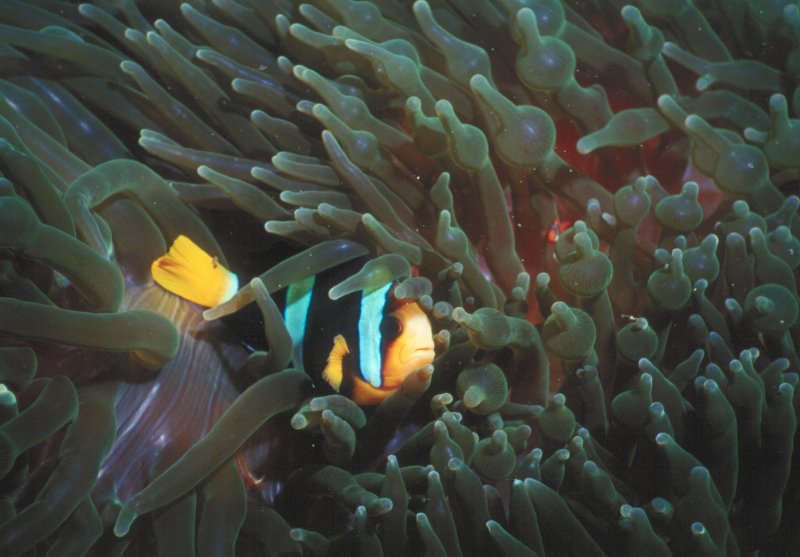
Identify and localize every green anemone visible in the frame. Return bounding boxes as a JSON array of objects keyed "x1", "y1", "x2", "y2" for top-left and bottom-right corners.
[{"x1": 2, "y1": 1, "x2": 800, "y2": 556}]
